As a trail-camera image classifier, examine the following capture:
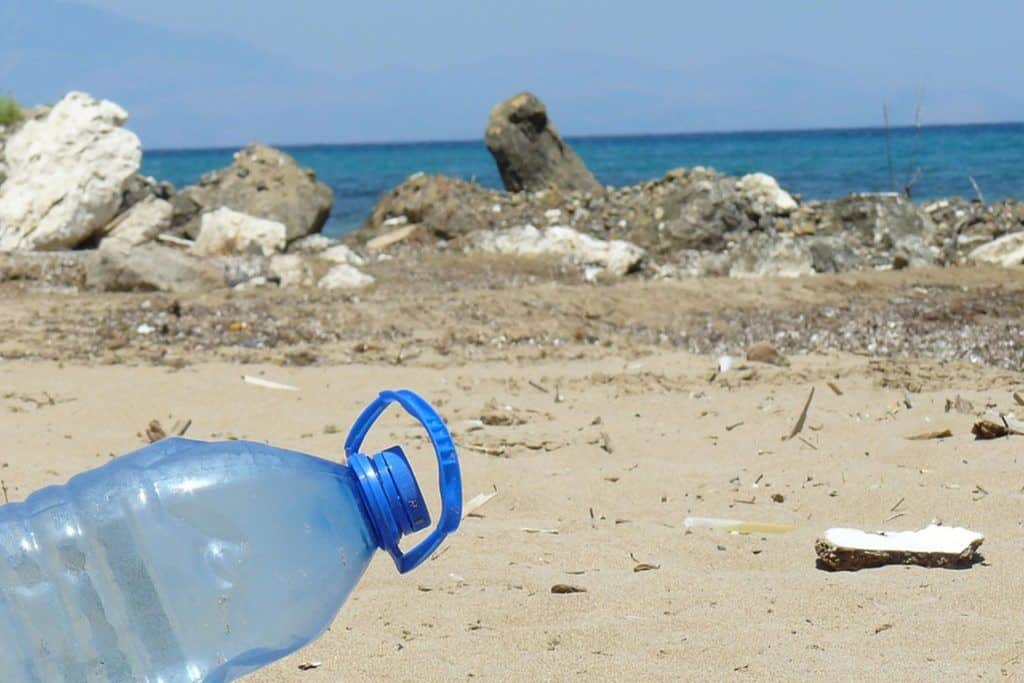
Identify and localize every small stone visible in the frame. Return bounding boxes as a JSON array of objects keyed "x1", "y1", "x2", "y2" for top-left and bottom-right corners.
[{"x1": 746, "y1": 341, "x2": 788, "y2": 366}]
